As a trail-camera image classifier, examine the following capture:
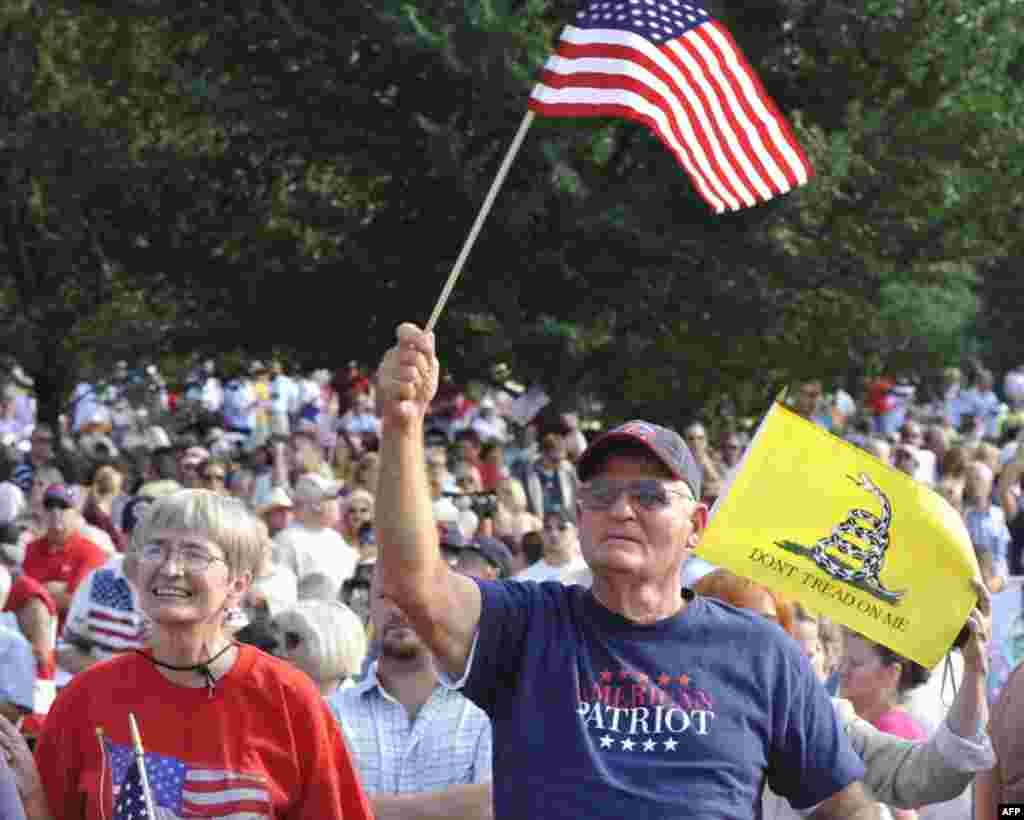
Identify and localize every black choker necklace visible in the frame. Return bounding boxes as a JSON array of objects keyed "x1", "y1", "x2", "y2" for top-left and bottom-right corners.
[{"x1": 136, "y1": 643, "x2": 236, "y2": 698}]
